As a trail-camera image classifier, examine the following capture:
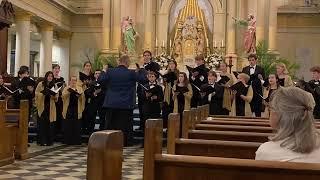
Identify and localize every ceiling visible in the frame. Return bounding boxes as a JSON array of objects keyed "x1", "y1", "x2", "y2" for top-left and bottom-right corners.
[{"x1": 50, "y1": 0, "x2": 103, "y2": 14}]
